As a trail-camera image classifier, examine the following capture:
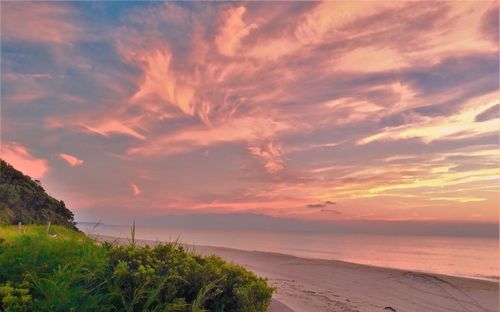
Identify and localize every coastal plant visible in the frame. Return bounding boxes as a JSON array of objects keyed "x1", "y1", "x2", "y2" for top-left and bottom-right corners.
[
  {"x1": 0, "y1": 225, "x2": 274, "y2": 311},
  {"x1": 129, "y1": 220, "x2": 136, "y2": 246},
  {"x1": 103, "y1": 242, "x2": 273, "y2": 311}
]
